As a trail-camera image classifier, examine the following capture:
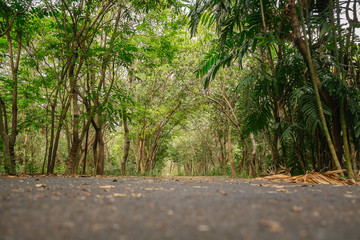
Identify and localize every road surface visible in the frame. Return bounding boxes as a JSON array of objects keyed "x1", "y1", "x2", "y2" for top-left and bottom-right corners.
[{"x1": 1, "y1": 176, "x2": 359, "y2": 240}]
